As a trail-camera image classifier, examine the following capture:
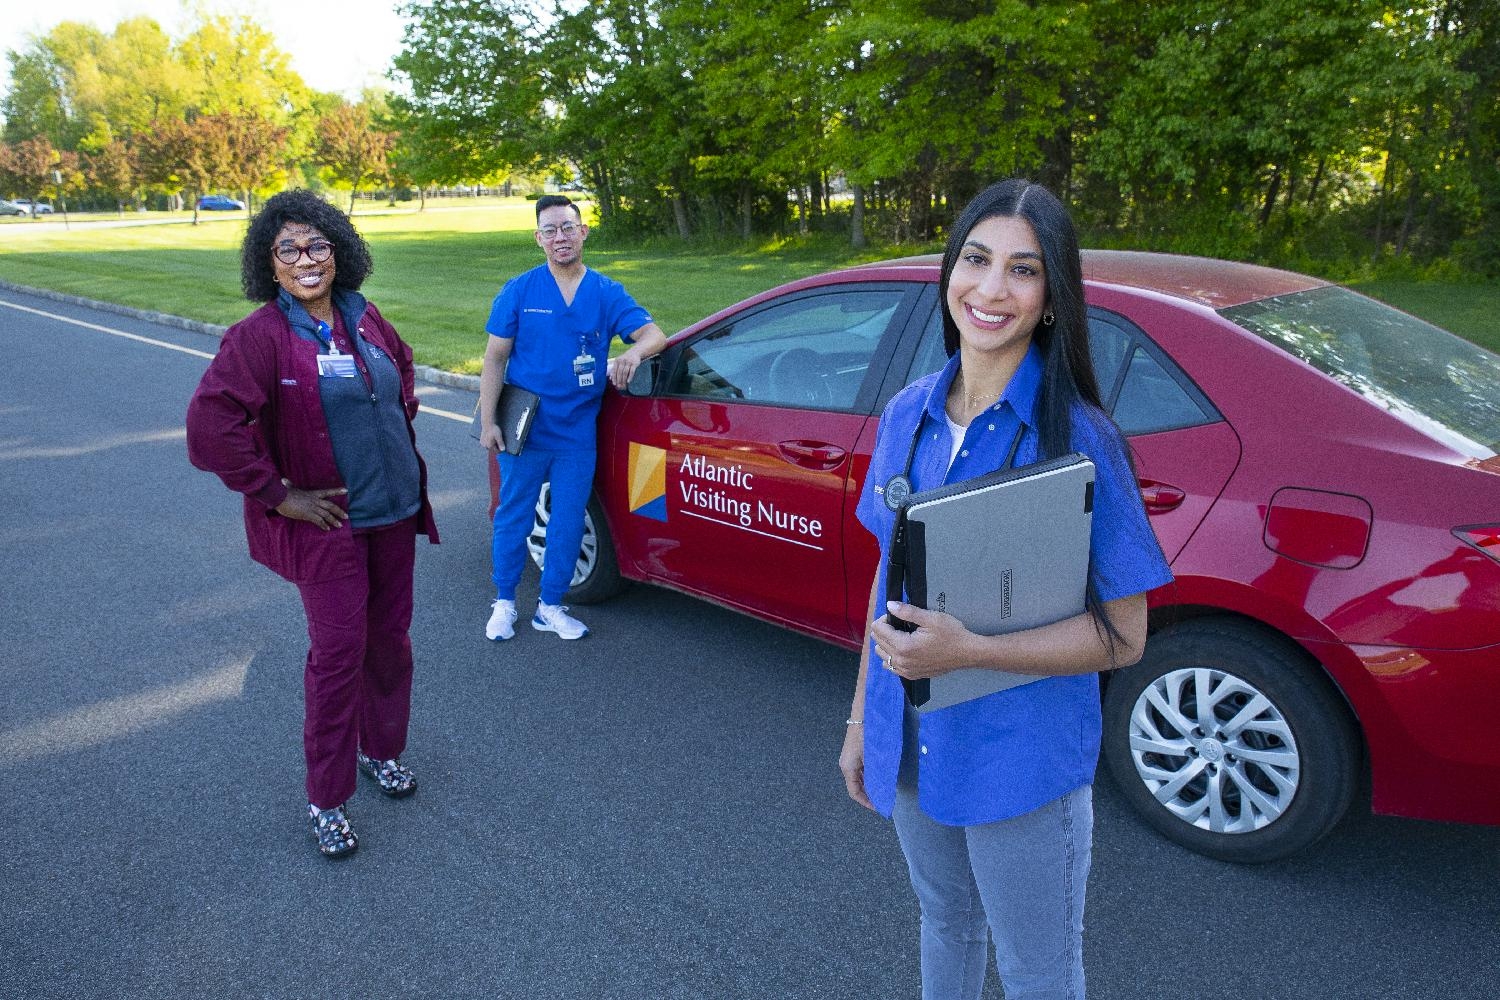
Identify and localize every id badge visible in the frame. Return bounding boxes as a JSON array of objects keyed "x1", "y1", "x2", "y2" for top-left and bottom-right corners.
[
  {"x1": 318, "y1": 353, "x2": 358, "y2": 378},
  {"x1": 574, "y1": 353, "x2": 595, "y2": 388}
]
